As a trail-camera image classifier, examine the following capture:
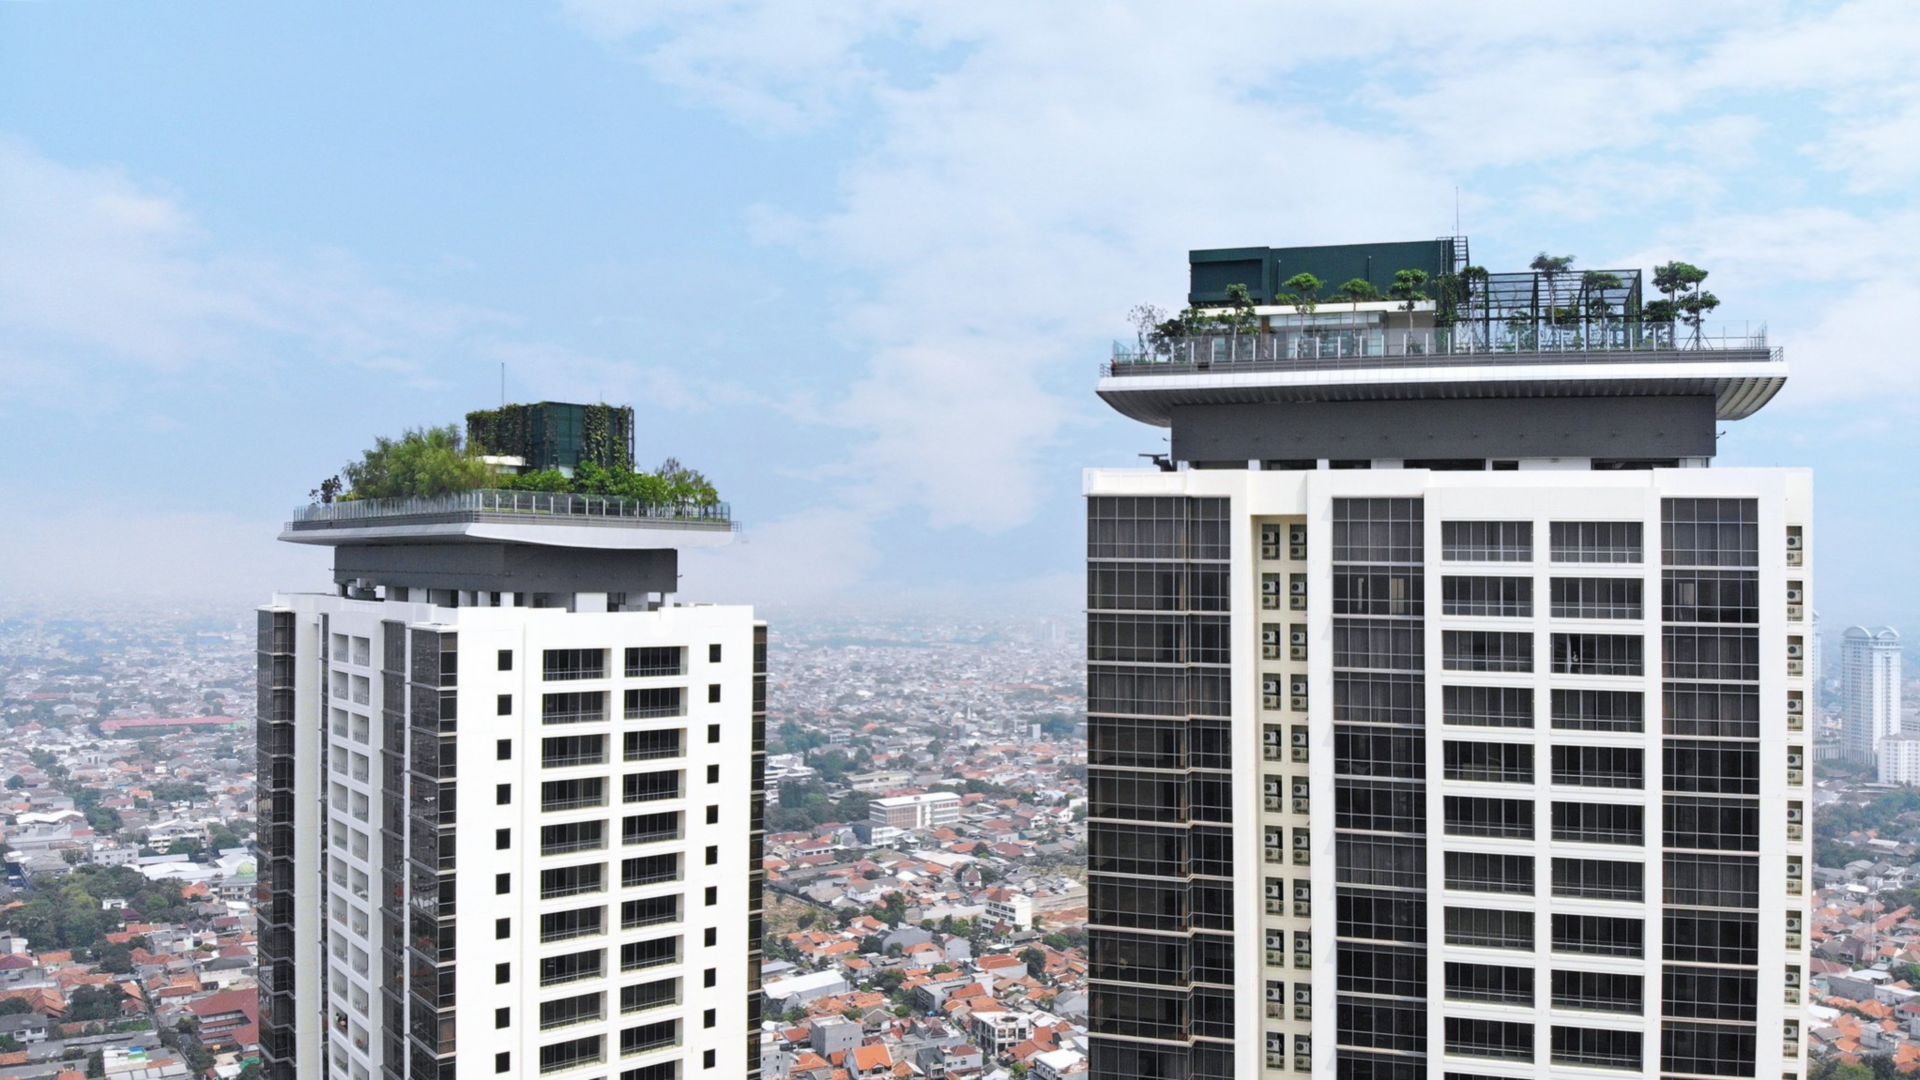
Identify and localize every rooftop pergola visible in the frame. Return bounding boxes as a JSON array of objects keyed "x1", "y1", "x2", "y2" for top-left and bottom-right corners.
[{"x1": 1452, "y1": 267, "x2": 1650, "y2": 349}]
